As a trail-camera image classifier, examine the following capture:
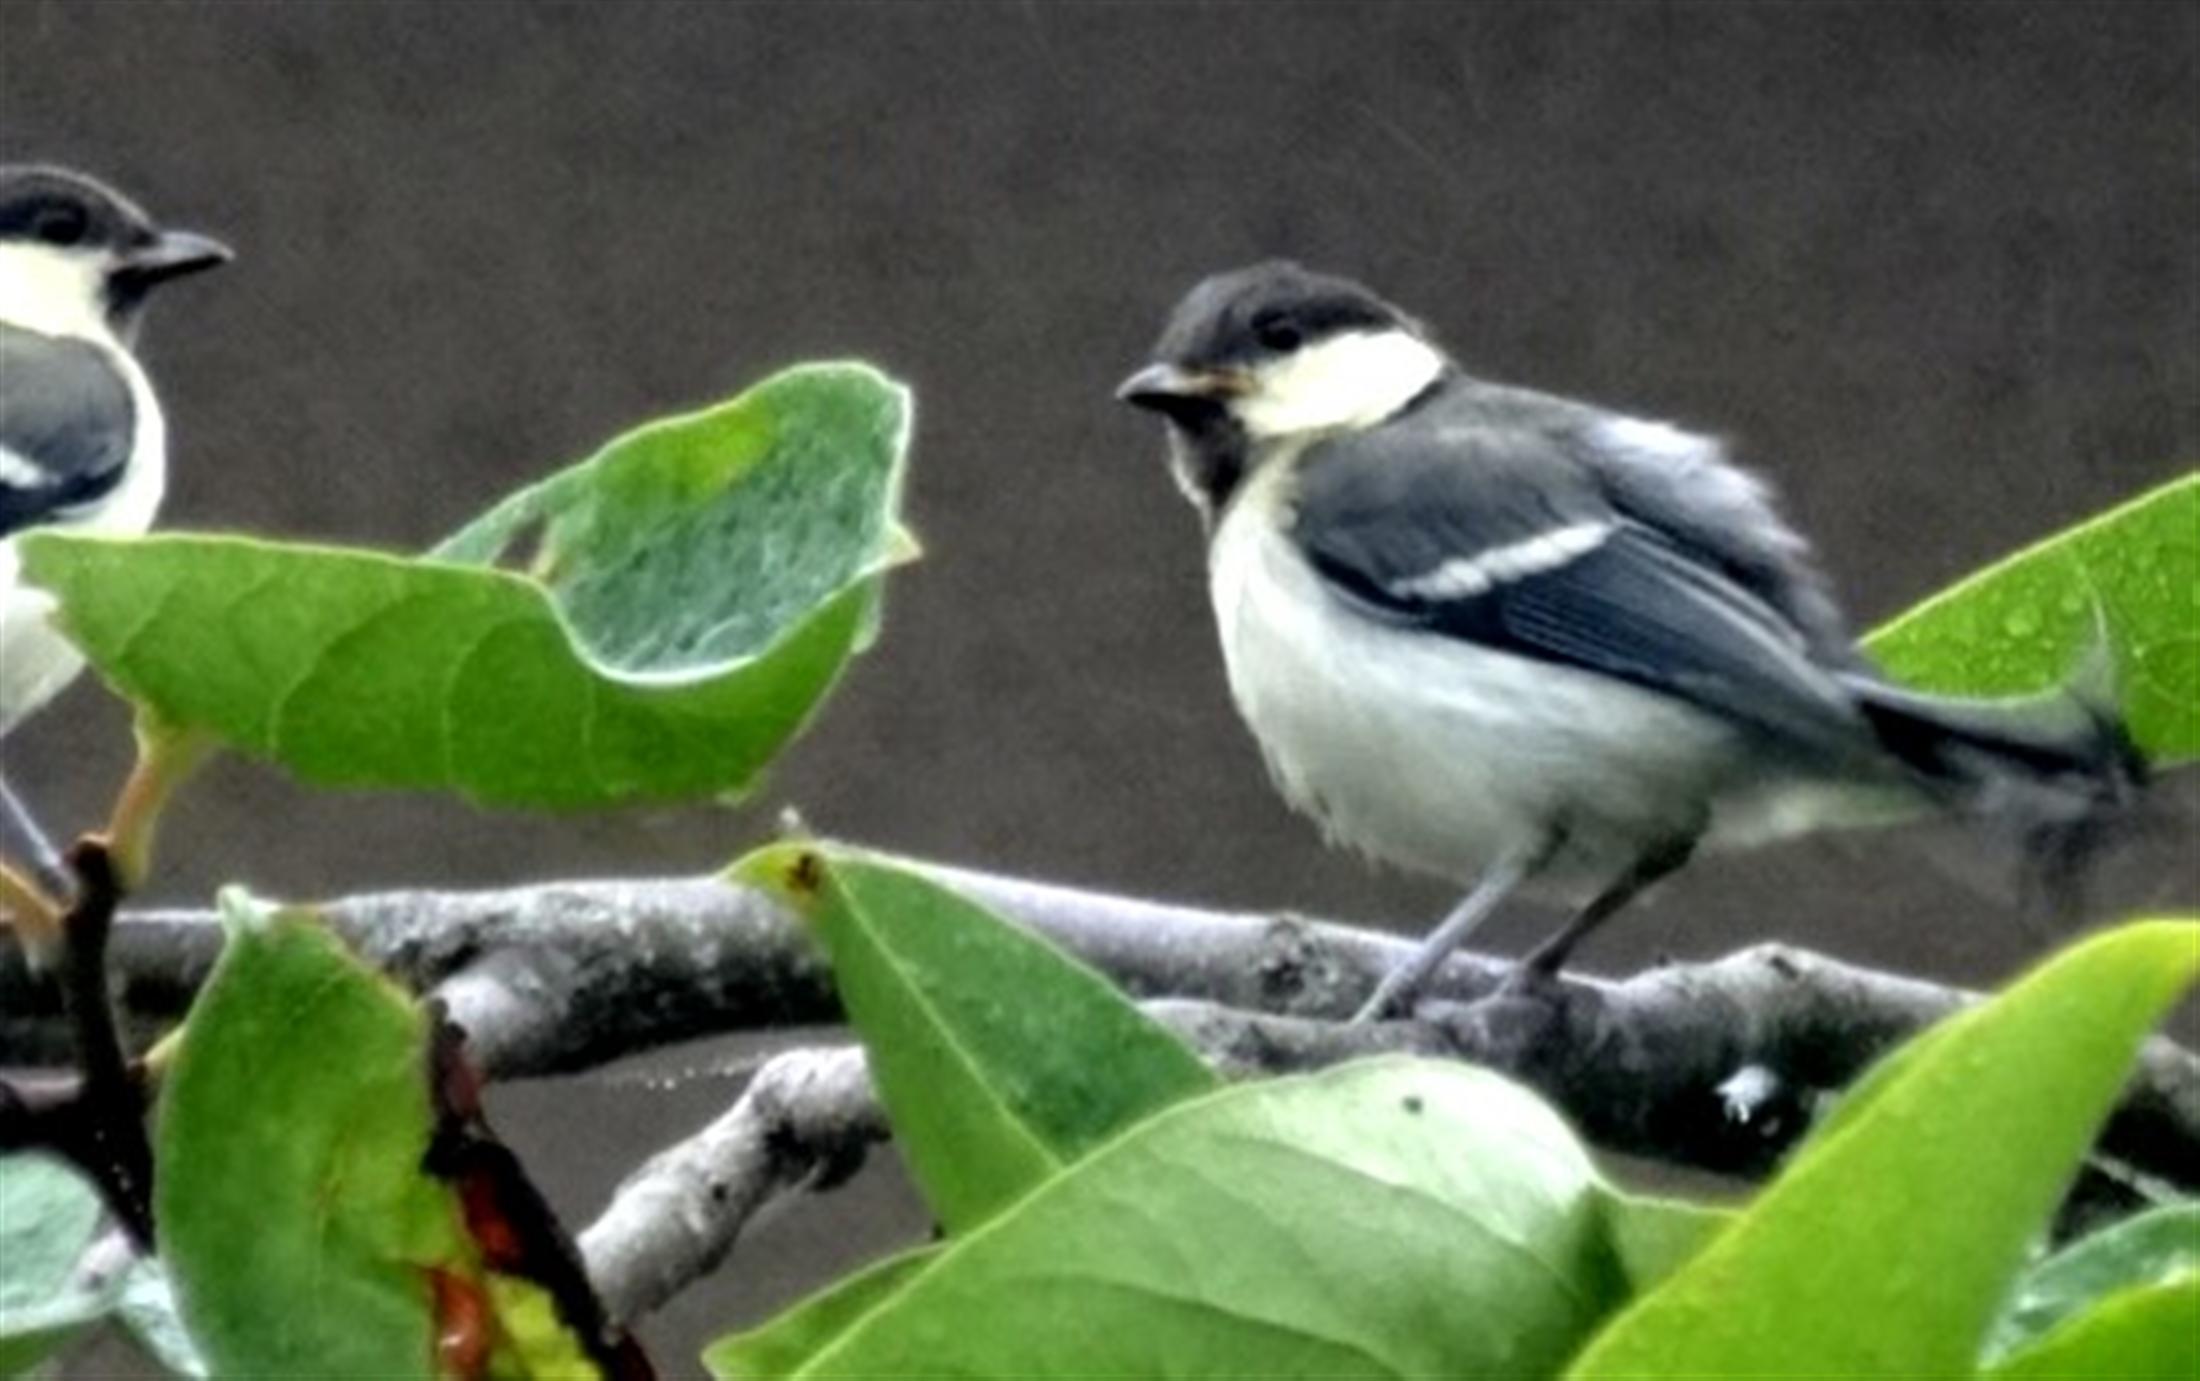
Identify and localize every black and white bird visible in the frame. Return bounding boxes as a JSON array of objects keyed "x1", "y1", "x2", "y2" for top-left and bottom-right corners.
[
  {"x1": 1118, "y1": 261, "x2": 2140, "y2": 1018},
  {"x1": 0, "y1": 165, "x2": 228, "y2": 737}
]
